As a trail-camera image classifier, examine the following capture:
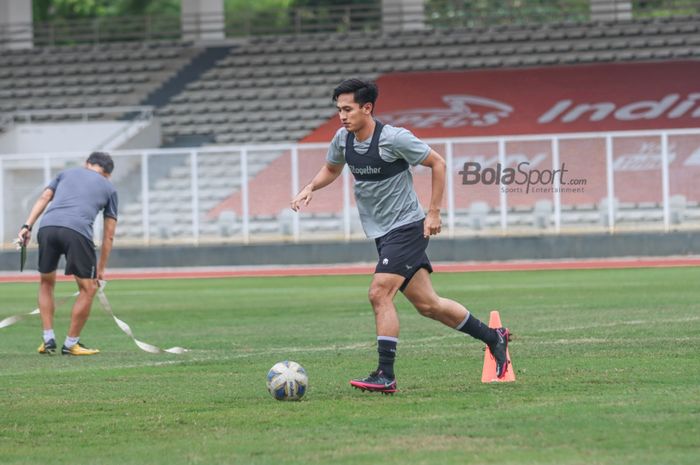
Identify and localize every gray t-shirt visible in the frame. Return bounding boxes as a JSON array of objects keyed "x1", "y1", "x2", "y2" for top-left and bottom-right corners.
[
  {"x1": 39, "y1": 167, "x2": 119, "y2": 241},
  {"x1": 327, "y1": 123, "x2": 430, "y2": 238}
]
